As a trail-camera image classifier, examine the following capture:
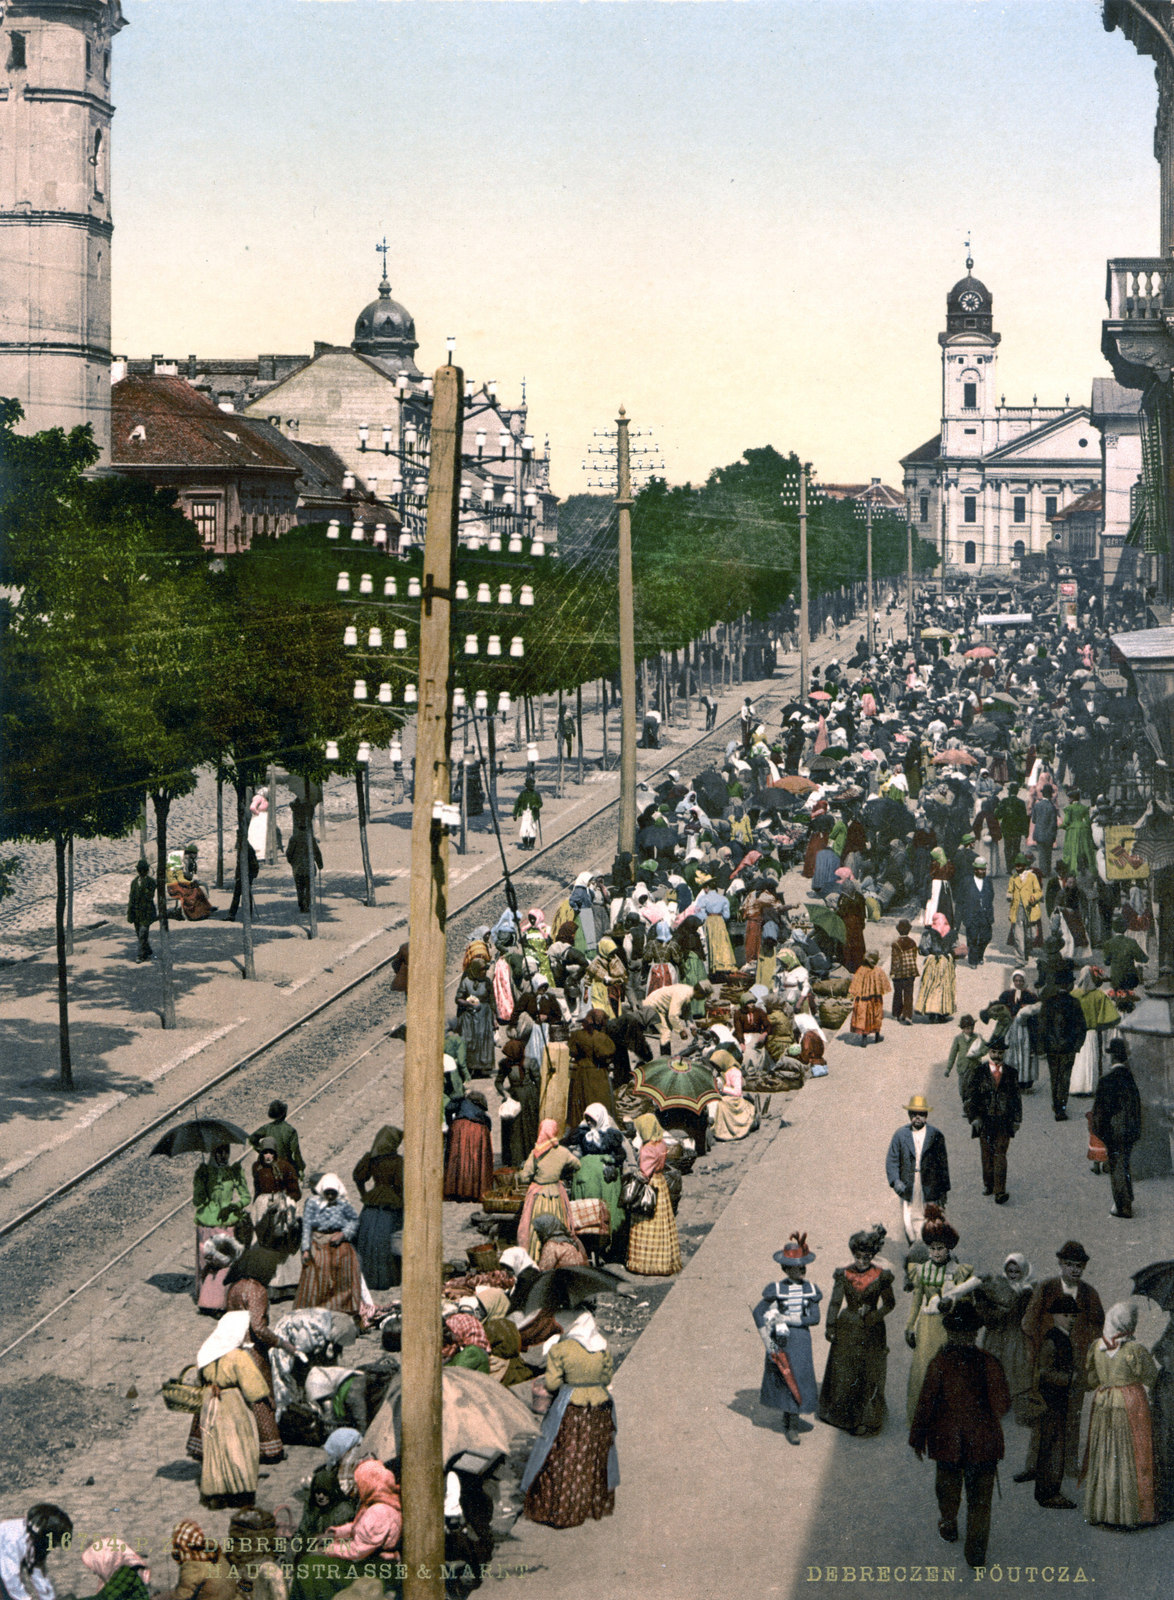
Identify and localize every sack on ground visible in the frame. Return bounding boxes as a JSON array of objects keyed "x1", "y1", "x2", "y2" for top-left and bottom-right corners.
[{"x1": 818, "y1": 998, "x2": 852, "y2": 1030}]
